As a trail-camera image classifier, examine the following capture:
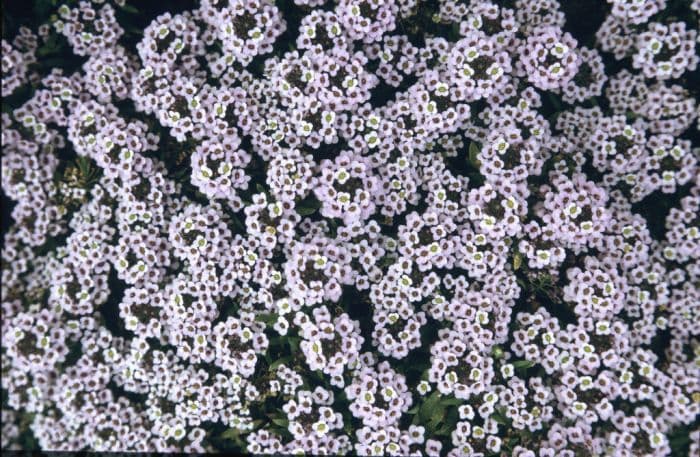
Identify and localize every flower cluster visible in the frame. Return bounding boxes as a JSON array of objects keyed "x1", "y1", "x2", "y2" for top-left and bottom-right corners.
[
  {"x1": 2, "y1": 0, "x2": 699, "y2": 455},
  {"x1": 632, "y1": 22, "x2": 698, "y2": 80},
  {"x1": 517, "y1": 26, "x2": 580, "y2": 90},
  {"x1": 2, "y1": 29, "x2": 38, "y2": 97}
]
